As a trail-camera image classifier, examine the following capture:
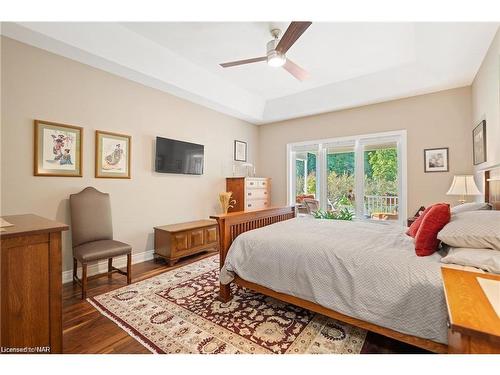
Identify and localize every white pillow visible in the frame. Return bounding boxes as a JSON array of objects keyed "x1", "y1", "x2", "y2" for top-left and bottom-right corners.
[
  {"x1": 451, "y1": 202, "x2": 492, "y2": 215},
  {"x1": 437, "y1": 211, "x2": 500, "y2": 251},
  {"x1": 441, "y1": 247, "x2": 500, "y2": 274}
]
